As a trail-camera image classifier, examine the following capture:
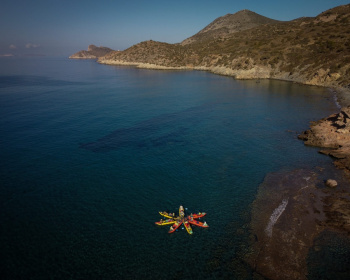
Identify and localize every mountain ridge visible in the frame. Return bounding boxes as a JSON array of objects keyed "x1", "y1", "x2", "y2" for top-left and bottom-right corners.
[{"x1": 97, "y1": 4, "x2": 350, "y2": 98}]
